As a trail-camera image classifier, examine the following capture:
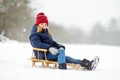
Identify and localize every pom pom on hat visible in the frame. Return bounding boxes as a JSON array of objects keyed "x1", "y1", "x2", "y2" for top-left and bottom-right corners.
[{"x1": 36, "y1": 12, "x2": 48, "y2": 26}]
